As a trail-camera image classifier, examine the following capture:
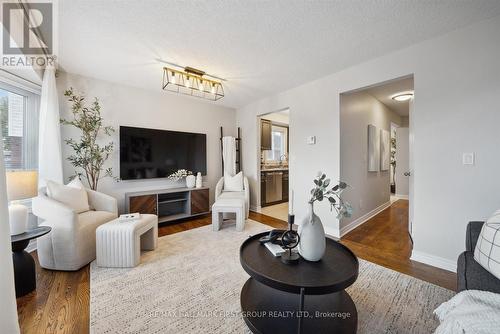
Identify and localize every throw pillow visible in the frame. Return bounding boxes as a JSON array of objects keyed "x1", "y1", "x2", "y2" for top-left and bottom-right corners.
[
  {"x1": 67, "y1": 177, "x2": 85, "y2": 190},
  {"x1": 224, "y1": 172, "x2": 244, "y2": 192},
  {"x1": 474, "y1": 213, "x2": 500, "y2": 280},
  {"x1": 46, "y1": 180, "x2": 90, "y2": 214}
]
